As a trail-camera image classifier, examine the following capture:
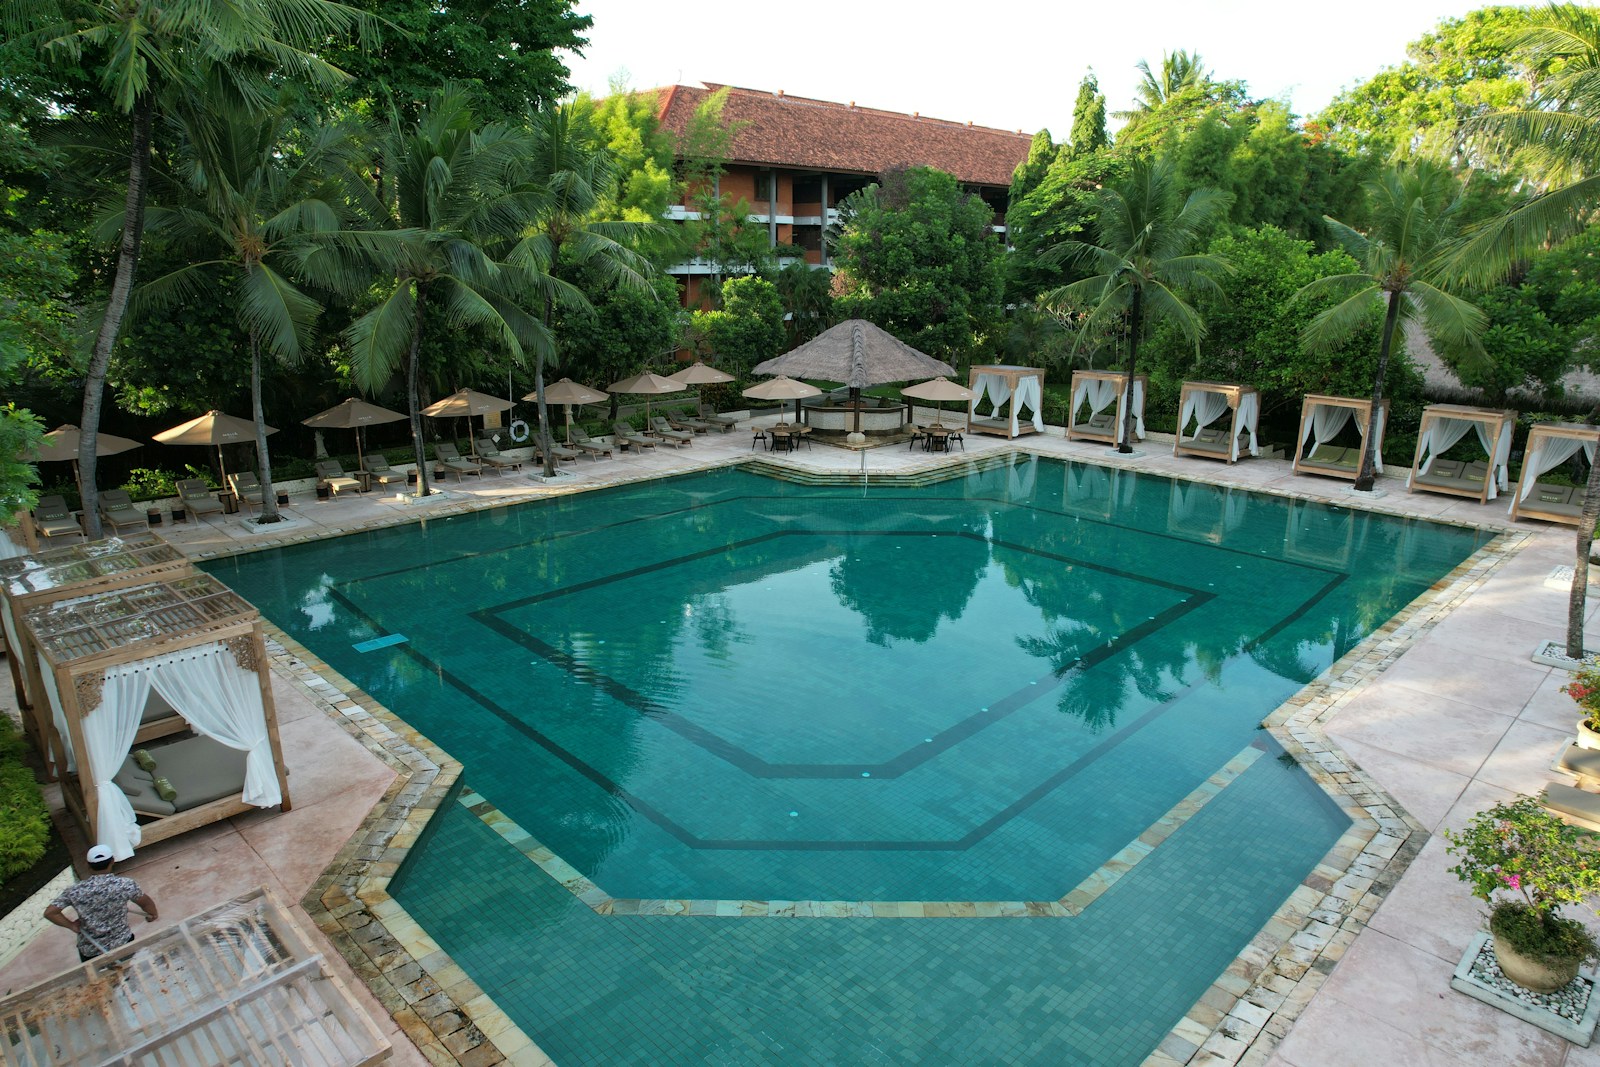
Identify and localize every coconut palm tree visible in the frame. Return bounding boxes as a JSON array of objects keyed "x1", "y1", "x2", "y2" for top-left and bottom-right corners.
[
  {"x1": 344, "y1": 88, "x2": 548, "y2": 498},
  {"x1": 134, "y1": 106, "x2": 367, "y2": 523},
  {"x1": 1296, "y1": 161, "x2": 1487, "y2": 494},
  {"x1": 507, "y1": 105, "x2": 660, "y2": 478},
  {"x1": 1039, "y1": 158, "x2": 1233, "y2": 453},
  {"x1": 5, "y1": 0, "x2": 369, "y2": 535}
]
